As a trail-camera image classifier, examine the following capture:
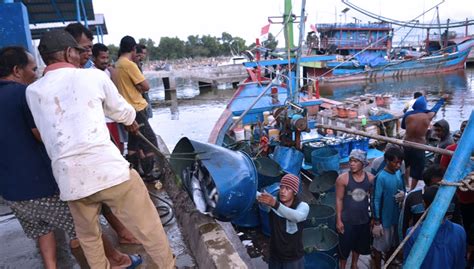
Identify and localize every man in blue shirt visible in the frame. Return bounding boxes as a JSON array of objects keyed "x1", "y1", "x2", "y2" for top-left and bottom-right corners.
[
  {"x1": 0, "y1": 46, "x2": 141, "y2": 269},
  {"x1": 372, "y1": 146, "x2": 405, "y2": 269},
  {"x1": 404, "y1": 186, "x2": 466, "y2": 269}
]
